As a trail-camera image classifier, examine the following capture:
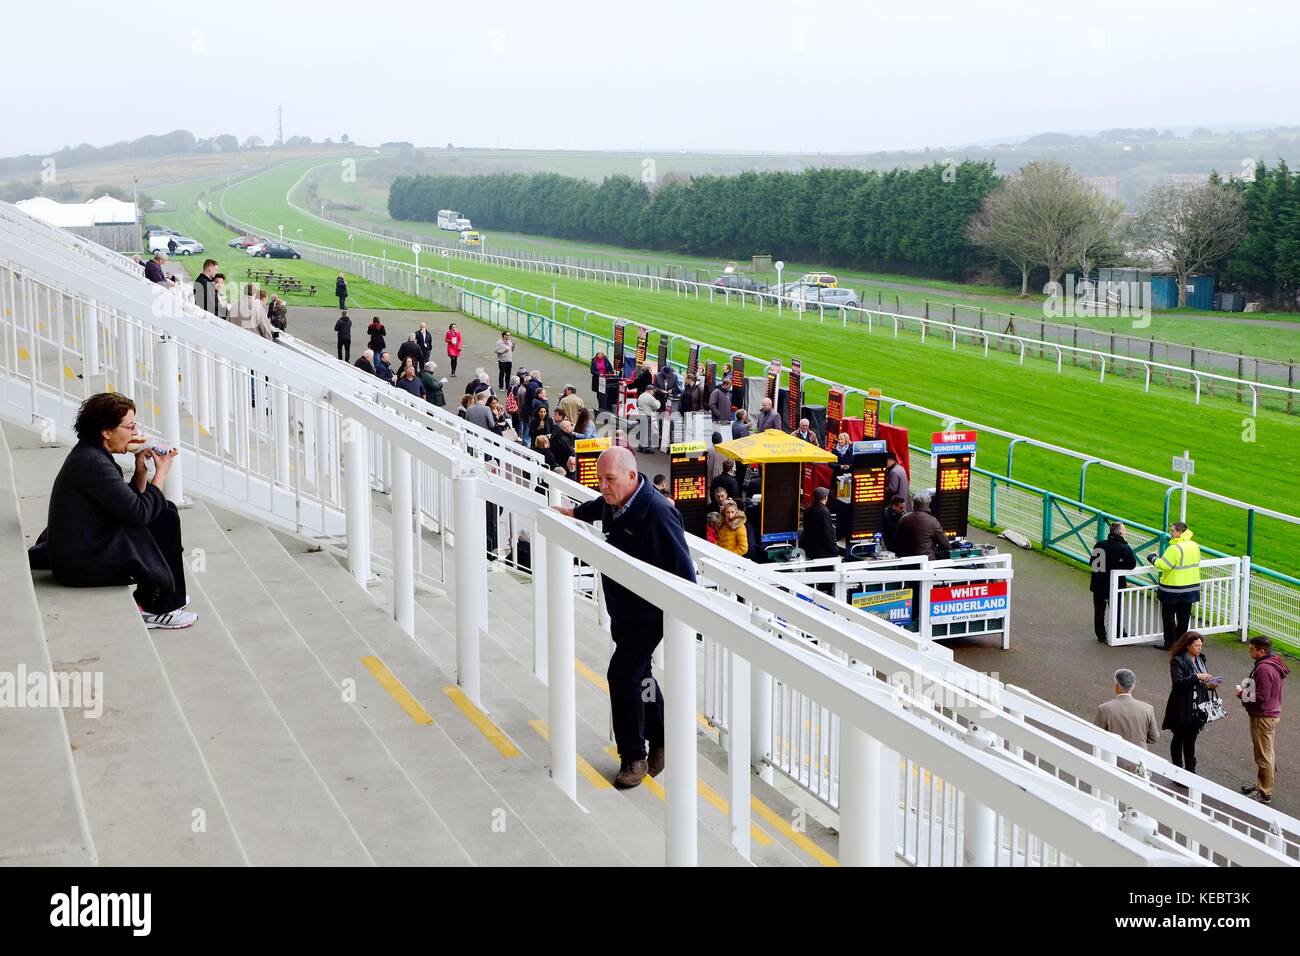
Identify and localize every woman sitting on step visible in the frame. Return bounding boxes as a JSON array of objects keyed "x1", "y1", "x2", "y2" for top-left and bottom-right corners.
[{"x1": 27, "y1": 393, "x2": 197, "y2": 629}]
